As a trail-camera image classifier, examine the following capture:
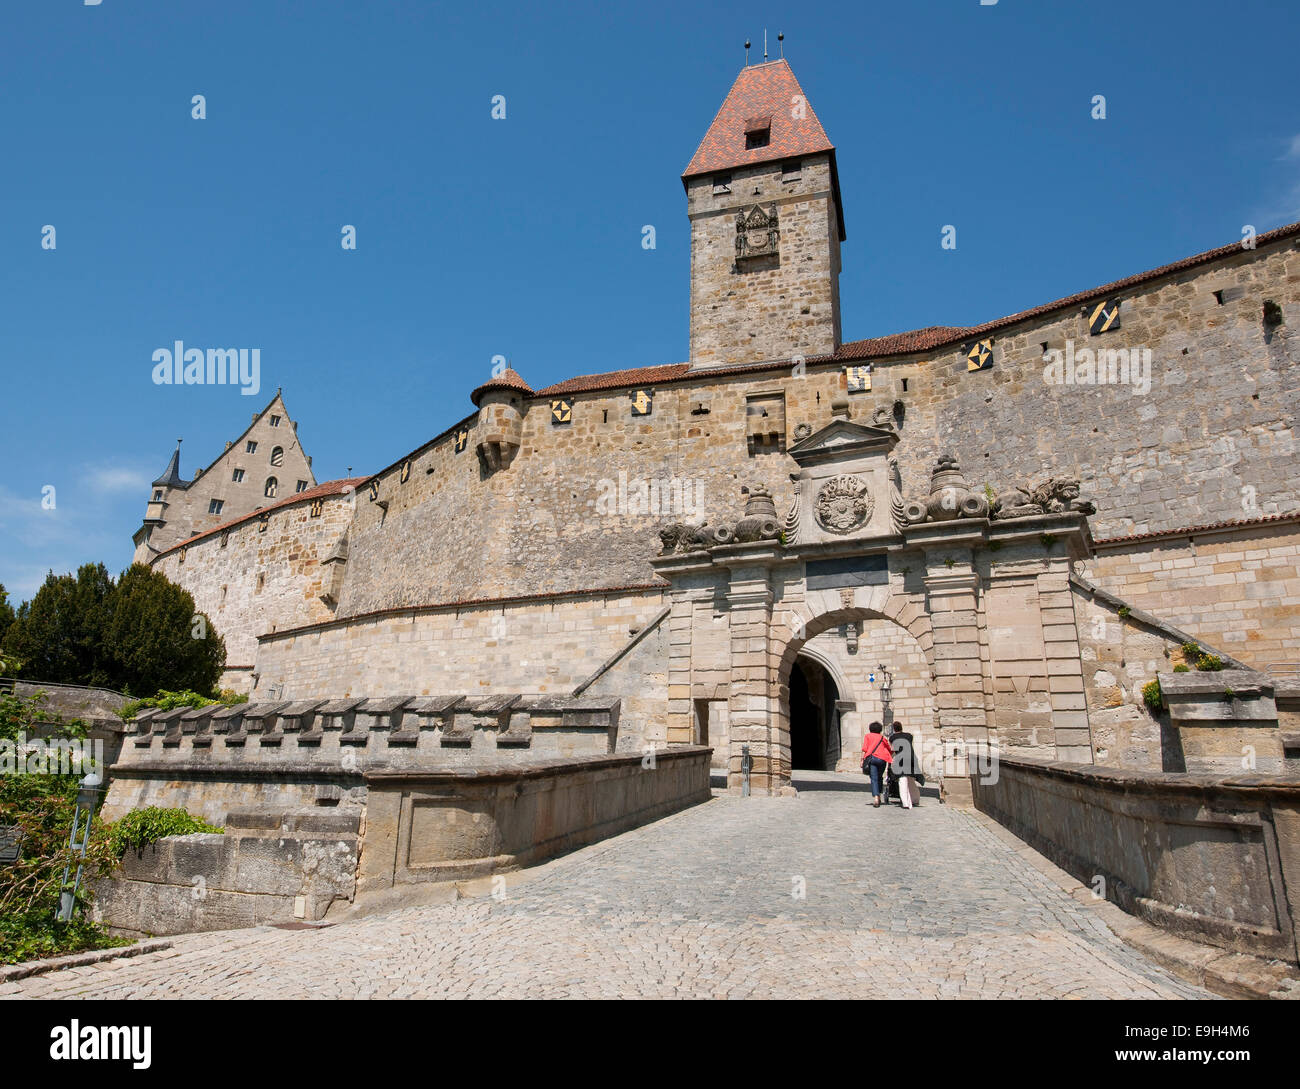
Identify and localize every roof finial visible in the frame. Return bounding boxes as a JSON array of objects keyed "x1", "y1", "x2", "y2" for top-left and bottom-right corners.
[
  {"x1": 763, "y1": 29, "x2": 768, "y2": 62},
  {"x1": 778, "y1": 32, "x2": 784, "y2": 59},
  {"x1": 744, "y1": 38, "x2": 750, "y2": 66}
]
